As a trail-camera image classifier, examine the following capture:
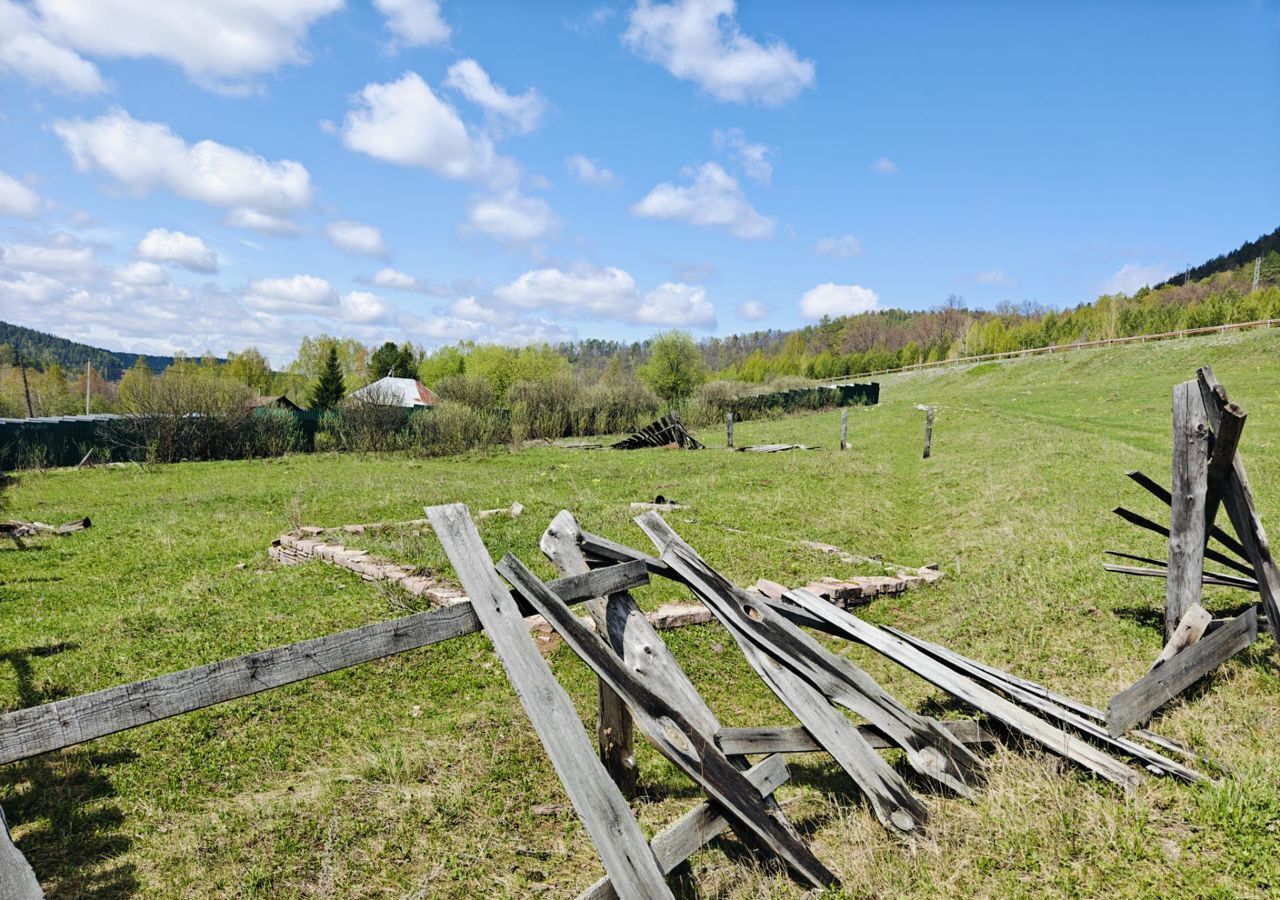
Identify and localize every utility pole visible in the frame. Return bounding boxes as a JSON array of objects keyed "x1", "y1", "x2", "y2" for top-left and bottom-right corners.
[{"x1": 1253, "y1": 256, "x2": 1262, "y2": 293}]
